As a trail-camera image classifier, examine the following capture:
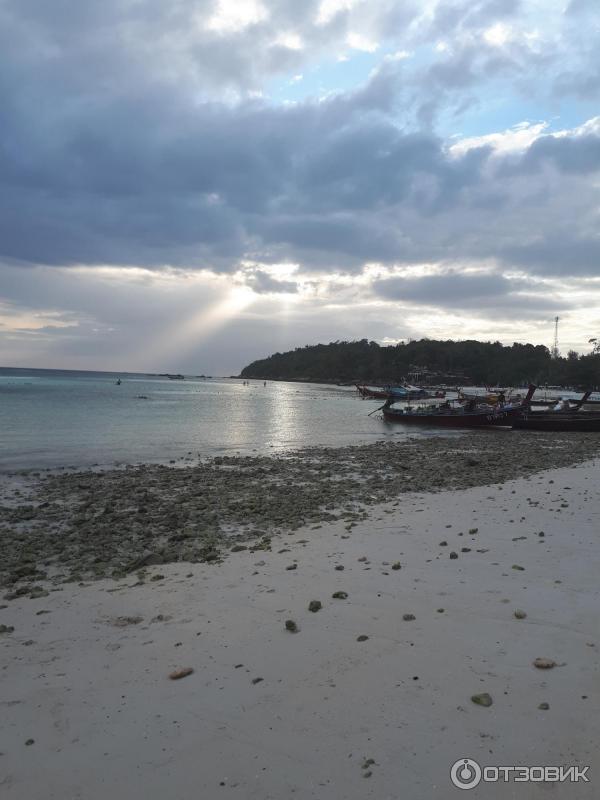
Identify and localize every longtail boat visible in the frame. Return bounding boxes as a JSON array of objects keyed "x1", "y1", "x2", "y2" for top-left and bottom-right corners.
[
  {"x1": 380, "y1": 386, "x2": 536, "y2": 428},
  {"x1": 356, "y1": 384, "x2": 393, "y2": 399},
  {"x1": 512, "y1": 390, "x2": 600, "y2": 431},
  {"x1": 382, "y1": 405, "x2": 507, "y2": 427},
  {"x1": 356, "y1": 383, "x2": 430, "y2": 400},
  {"x1": 512, "y1": 414, "x2": 600, "y2": 432}
]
